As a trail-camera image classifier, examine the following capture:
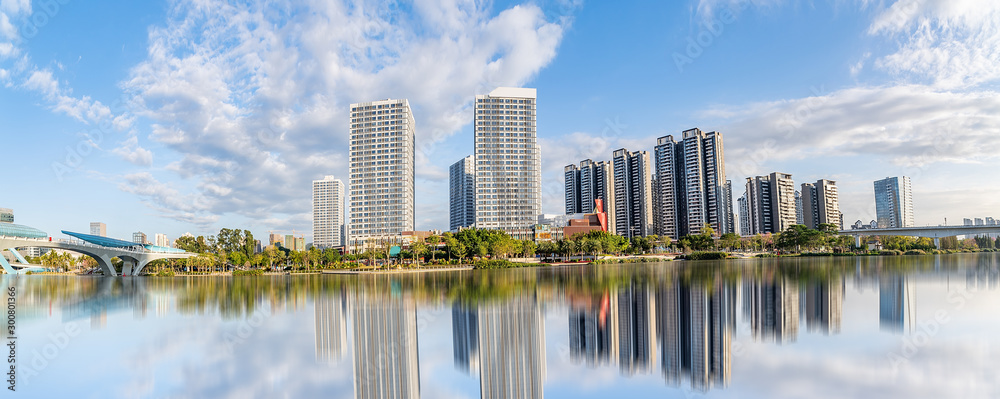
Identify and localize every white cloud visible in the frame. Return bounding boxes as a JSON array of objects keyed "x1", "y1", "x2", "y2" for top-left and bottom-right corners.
[
  {"x1": 0, "y1": 42, "x2": 14, "y2": 58},
  {"x1": 868, "y1": 0, "x2": 1000, "y2": 88},
  {"x1": 112, "y1": 134, "x2": 154, "y2": 167},
  {"x1": 121, "y1": 0, "x2": 572, "y2": 228},
  {"x1": 0, "y1": 12, "x2": 15, "y2": 40},
  {"x1": 0, "y1": 0, "x2": 31, "y2": 16},
  {"x1": 118, "y1": 172, "x2": 219, "y2": 227},
  {"x1": 22, "y1": 68, "x2": 57, "y2": 96},
  {"x1": 850, "y1": 52, "x2": 870, "y2": 77},
  {"x1": 700, "y1": 85, "x2": 1000, "y2": 174},
  {"x1": 20, "y1": 68, "x2": 119, "y2": 125}
]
